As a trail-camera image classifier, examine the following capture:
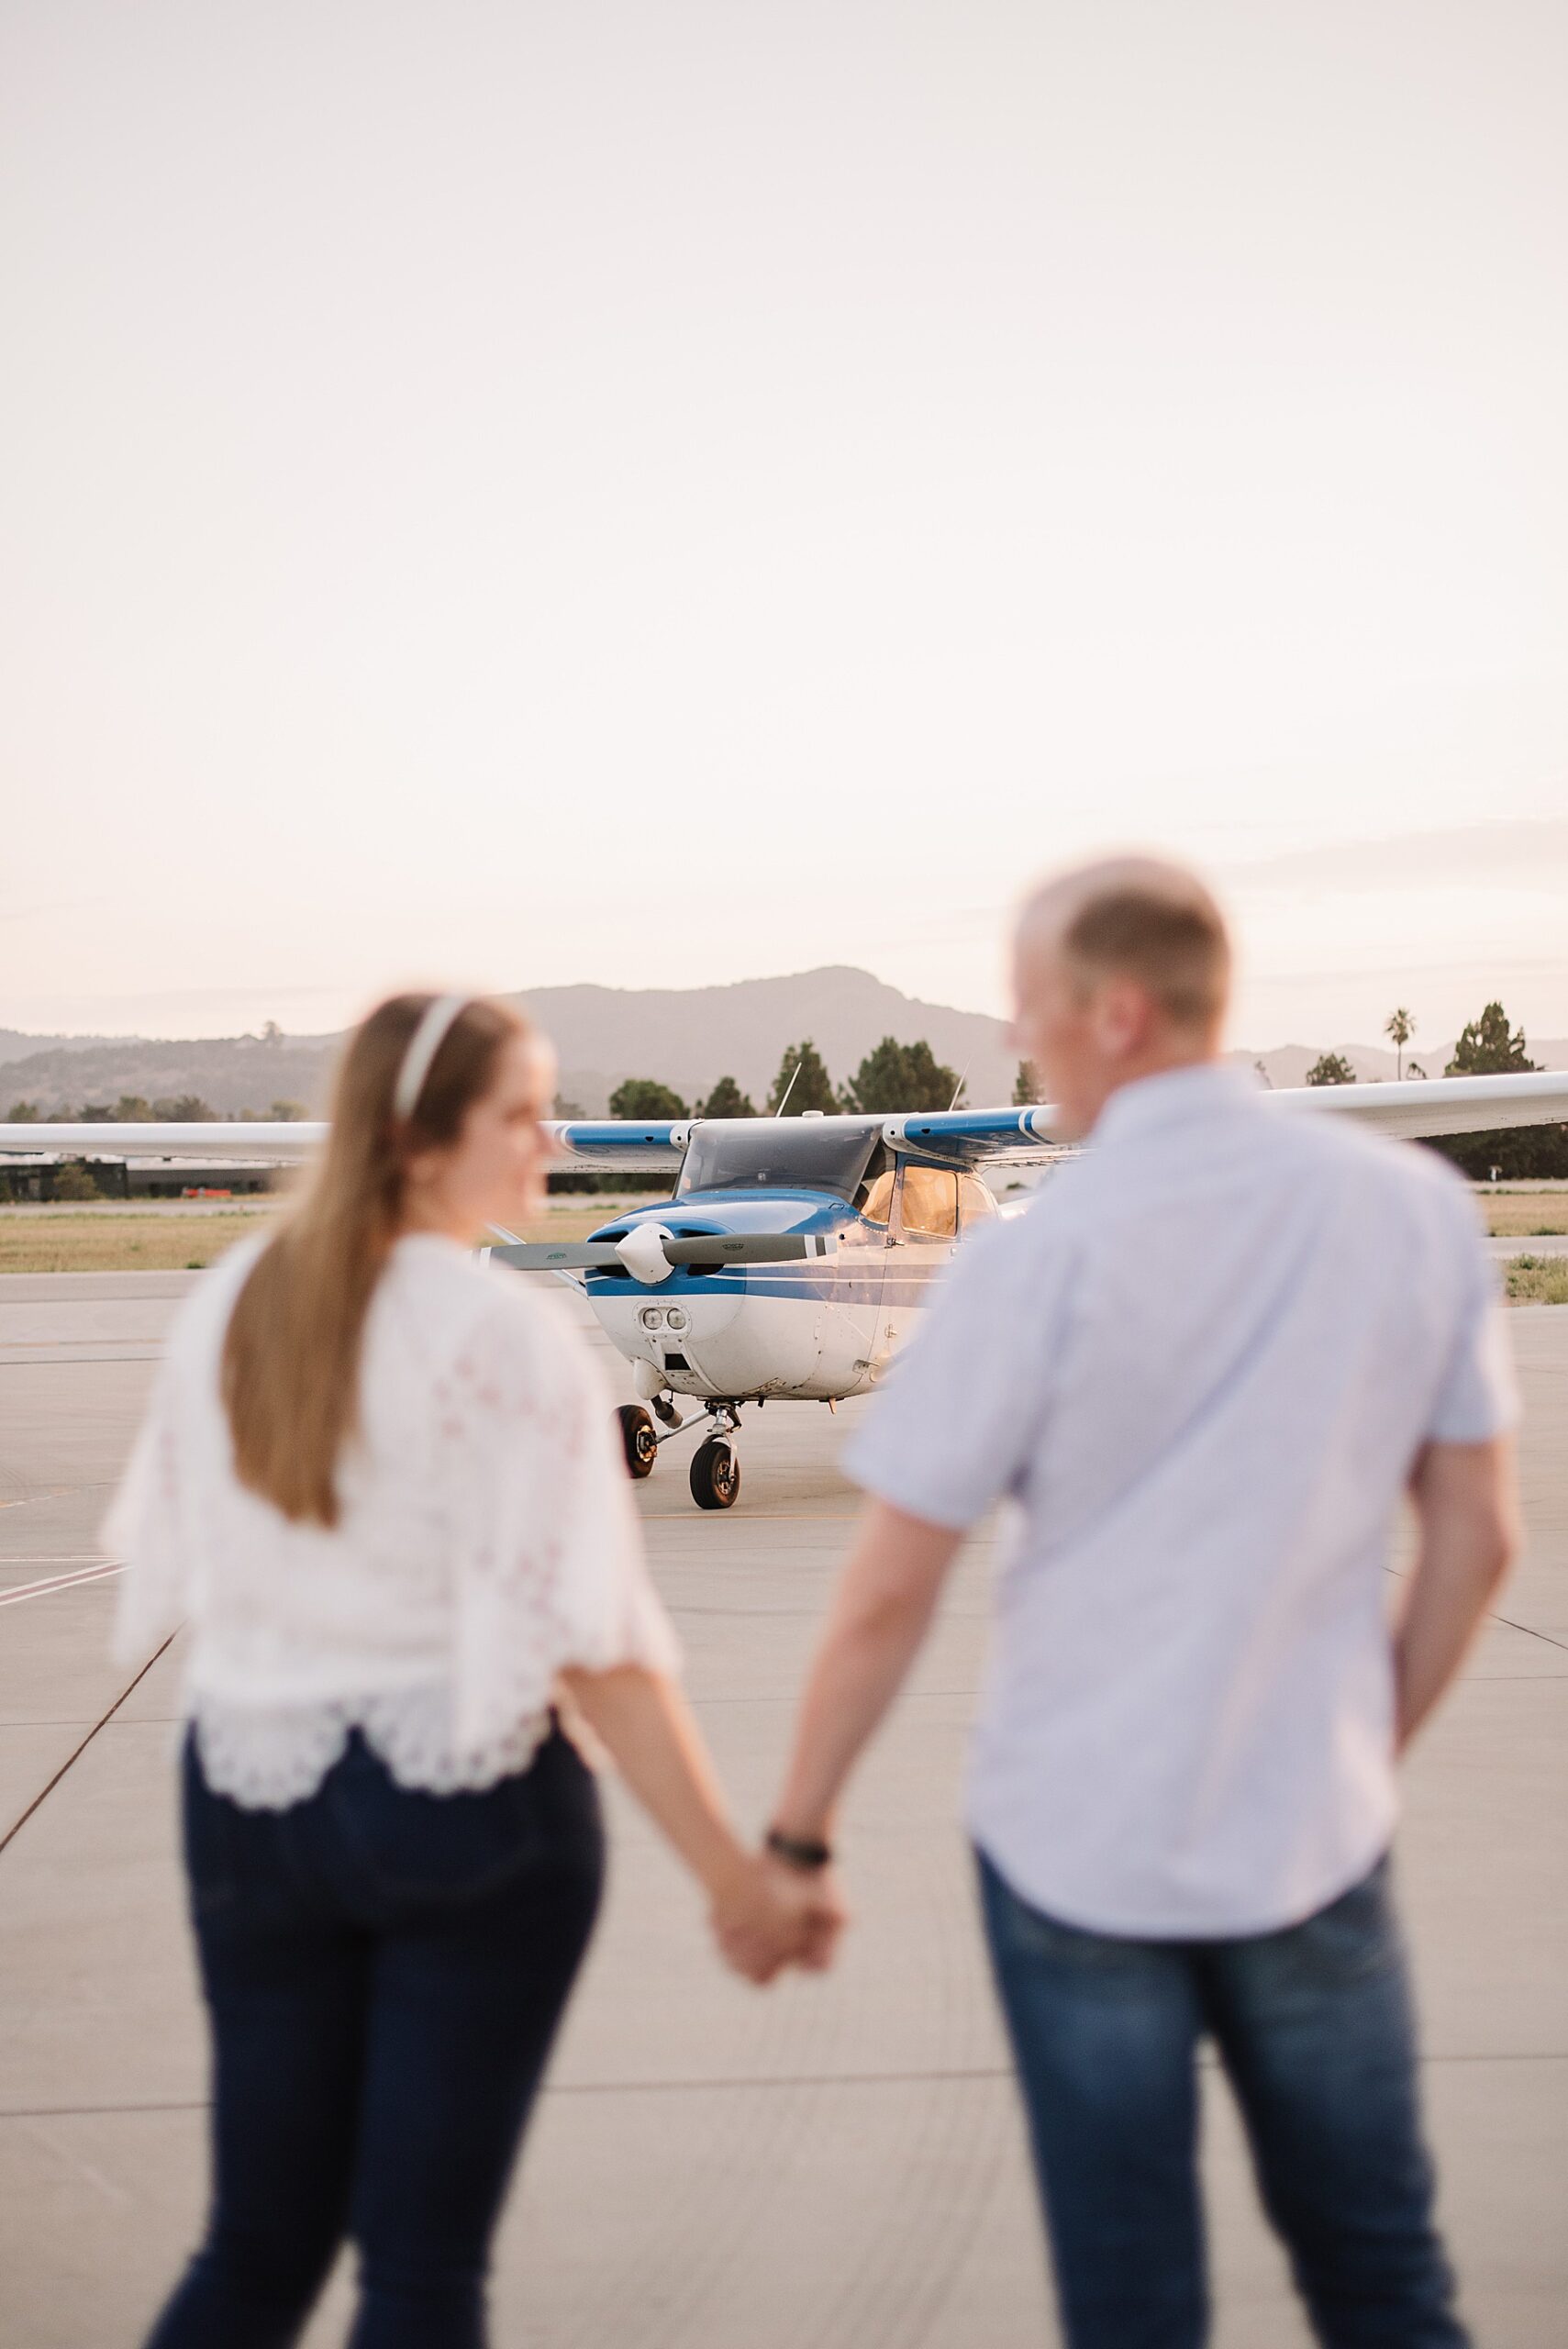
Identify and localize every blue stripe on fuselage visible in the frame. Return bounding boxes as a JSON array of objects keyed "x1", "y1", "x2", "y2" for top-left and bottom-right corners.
[{"x1": 581, "y1": 1188, "x2": 951, "y2": 1308}]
